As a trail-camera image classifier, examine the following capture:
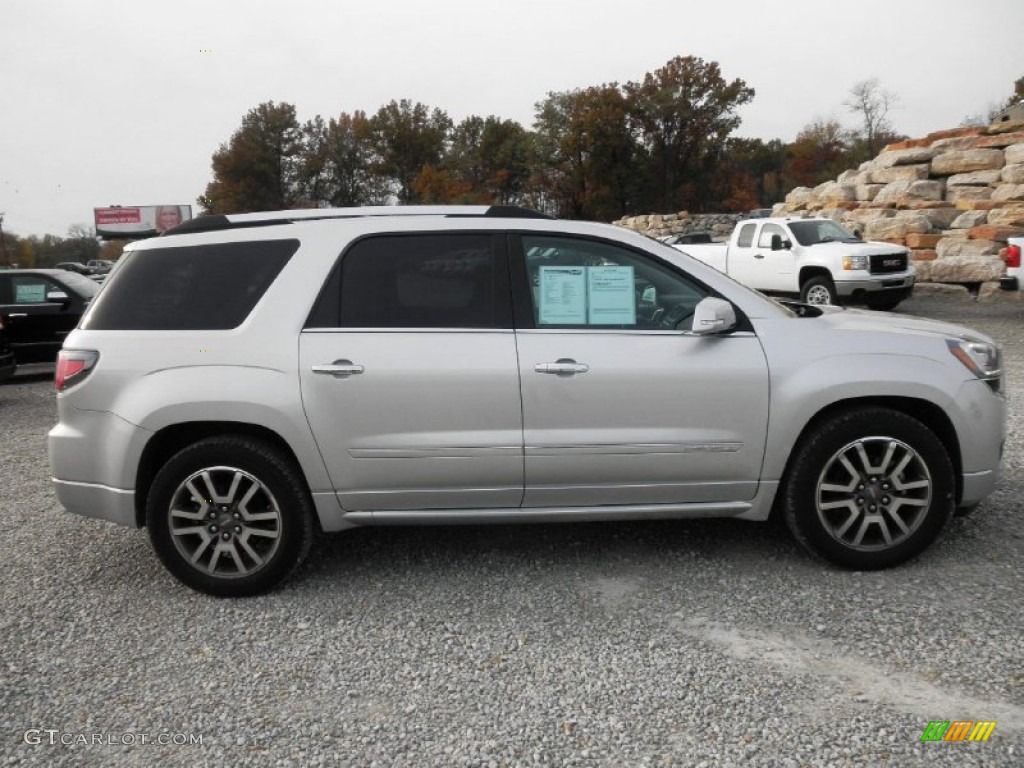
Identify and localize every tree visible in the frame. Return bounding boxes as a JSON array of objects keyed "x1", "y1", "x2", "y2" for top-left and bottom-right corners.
[
  {"x1": 534, "y1": 85, "x2": 640, "y2": 220},
  {"x1": 624, "y1": 56, "x2": 754, "y2": 212},
  {"x1": 199, "y1": 101, "x2": 304, "y2": 214},
  {"x1": 844, "y1": 78, "x2": 898, "y2": 159},
  {"x1": 368, "y1": 100, "x2": 453, "y2": 203},
  {"x1": 783, "y1": 119, "x2": 854, "y2": 189},
  {"x1": 298, "y1": 111, "x2": 382, "y2": 207}
]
